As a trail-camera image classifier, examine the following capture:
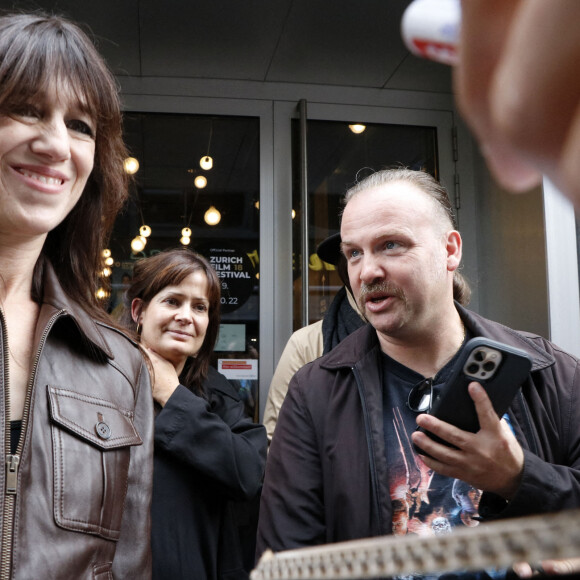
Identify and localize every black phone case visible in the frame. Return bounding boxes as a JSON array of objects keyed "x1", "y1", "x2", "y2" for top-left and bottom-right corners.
[{"x1": 414, "y1": 337, "x2": 532, "y2": 451}]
